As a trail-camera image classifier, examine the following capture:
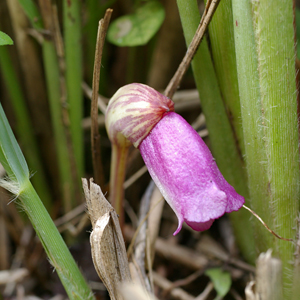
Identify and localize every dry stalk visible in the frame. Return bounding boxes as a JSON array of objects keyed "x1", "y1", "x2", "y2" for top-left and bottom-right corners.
[
  {"x1": 245, "y1": 250, "x2": 283, "y2": 300},
  {"x1": 164, "y1": 0, "x2": 221, "y2": 98},
  {"x1": 91, "y1": 9, "x2": 112, "y2": 187},
  {"x1": 82, "y1": 178, "x2": 131, "y2": 300},
  {"x1": 120, "y1": 282, "x2": 157, "y2": 300},
  {"x1": 124, "y1": 225, "x2": 208, "y2": 270},
  {"x1": 129, "y1": 182, "x2": 156, "y2": 293},
  {"x1": 153, "y1": 272, "x2": 195, "y2": 300}
]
